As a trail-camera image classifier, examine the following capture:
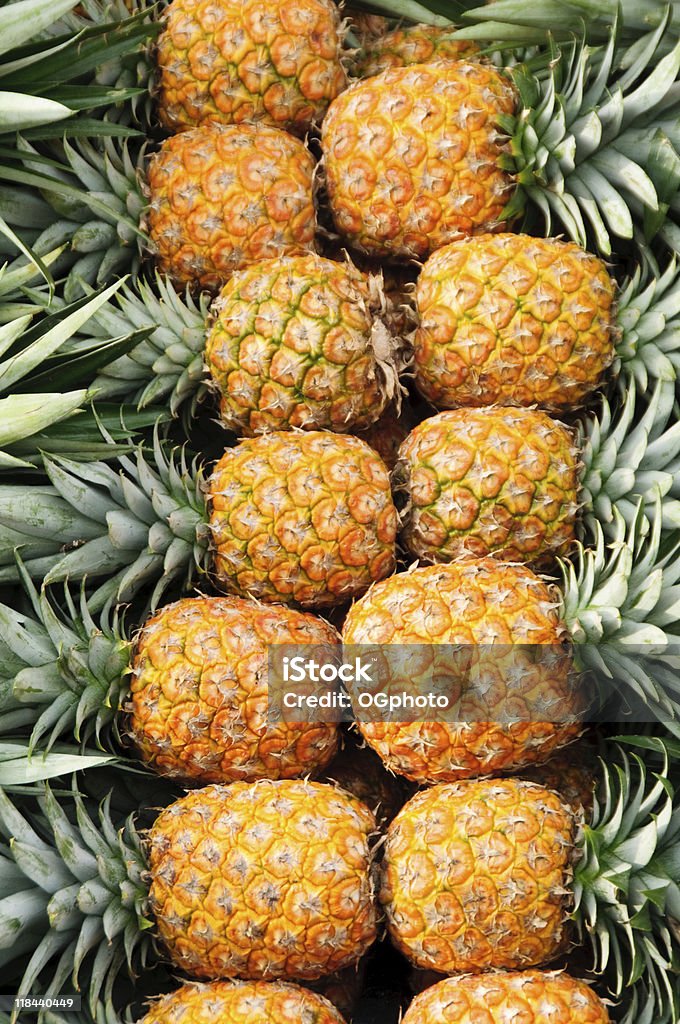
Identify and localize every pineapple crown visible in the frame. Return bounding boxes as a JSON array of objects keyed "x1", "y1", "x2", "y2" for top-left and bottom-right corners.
[
  {"x1": 85, "y1": 273, "x2": 210, "y2": 416},
  {"x1": 560, "y1": 495, "x2": 680, "y2": 724},
  {"x1": 574, "y1": 736, "x2": 680, "y2": 1024},
  {"x1": 0, "y1": 0, "x2": 157, "y2": 139},
  {"x1": 0, "y1": 430, "x2": 210, "y2": 615},
  {"x1": 578, "y1": 379, "x2": 680, "y2": 540},
  {"x1": 0, "y1": 558, "x2": 132, "y2": 753},
  {"x1": 0, "y1": 134, "x2": 148, "y2": 302},
  {"x1": 615, "y1": 255, "x2": 680, "y2": 391},
  {"x1": 492, "y1": 28, "x2": 680, "y2": 258},
  {"x1": 0, "y1": 279, "x2": 160, "y2": 470},
  {"x1": 451, "y1": 0, "x2": 680, "y2": 54},
  {"x1": 0, "y1": 783, "x2": 151, "y2": 1013}
]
